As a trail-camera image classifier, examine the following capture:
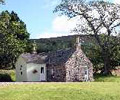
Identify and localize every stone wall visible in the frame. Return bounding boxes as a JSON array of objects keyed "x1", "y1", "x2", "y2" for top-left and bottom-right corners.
[
  {"x1": 46, "y1": 64, "x2": 66, "y2": 82},
  {"x1": 65, "y1": 48, "x2": 94, "y2": 82},
  {"x1": 46, "y1": 44, "x2": 94, "y2": 82}
]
